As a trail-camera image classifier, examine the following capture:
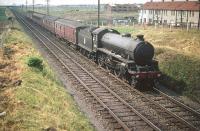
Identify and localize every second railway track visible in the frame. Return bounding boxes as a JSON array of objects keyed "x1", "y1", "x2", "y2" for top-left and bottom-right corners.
[{"x1": 14, "y1": 11, "x2": 200, "y2": 131}]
